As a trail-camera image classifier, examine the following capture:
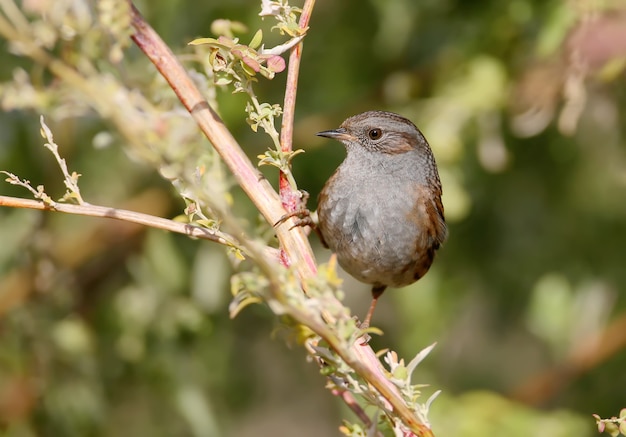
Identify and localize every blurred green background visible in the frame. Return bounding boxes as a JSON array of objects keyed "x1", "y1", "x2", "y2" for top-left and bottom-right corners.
[{"x1": 1, "y1": 0, "x2": 625, "y2": 436}]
